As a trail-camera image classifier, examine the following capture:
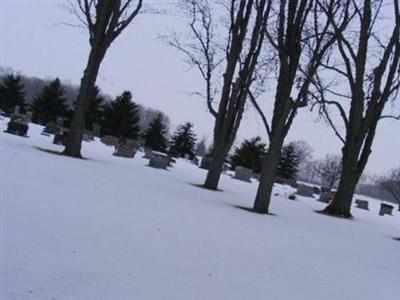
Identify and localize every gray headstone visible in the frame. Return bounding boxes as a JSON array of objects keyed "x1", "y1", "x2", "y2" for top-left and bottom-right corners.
[
  {"x1": 234, "y1": 166, "x2": 252, "y2": 182},
  {"x1": 318, "y1": 191, "x2": 331, "y2": 203},
  {"x1": 149, "y1": 153, "x2": 170, "y2": 170},
  {"x1": 200, "y1": 157, "x2": 212, "y2": 170},
  {"x1": 355, "y1": 199, "x2": 369, "y2": 210},
  {"x1": 114, "y1": 145, "x2": 137, "y2": 158},
  {"x1": 297, "y1": 184, "x2": 314, "y2": 198},
  {"x1": 379, "y1": 203, "x2": 394, "y2": 216}
]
